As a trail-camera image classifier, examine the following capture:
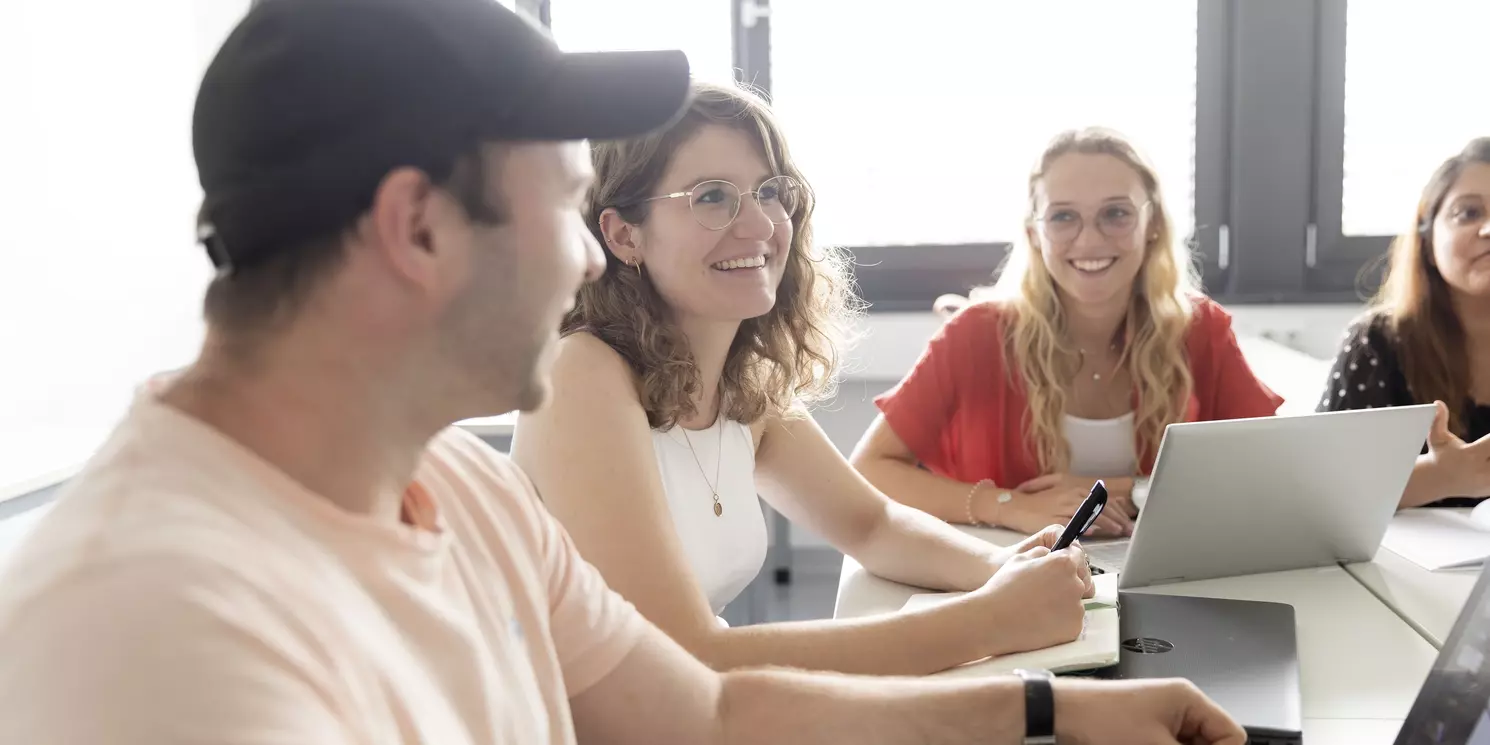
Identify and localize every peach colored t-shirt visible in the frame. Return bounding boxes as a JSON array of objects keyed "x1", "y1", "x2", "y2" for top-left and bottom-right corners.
[{"x1": 0, "y1": 391, "x2": 646, "y2": 744}]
